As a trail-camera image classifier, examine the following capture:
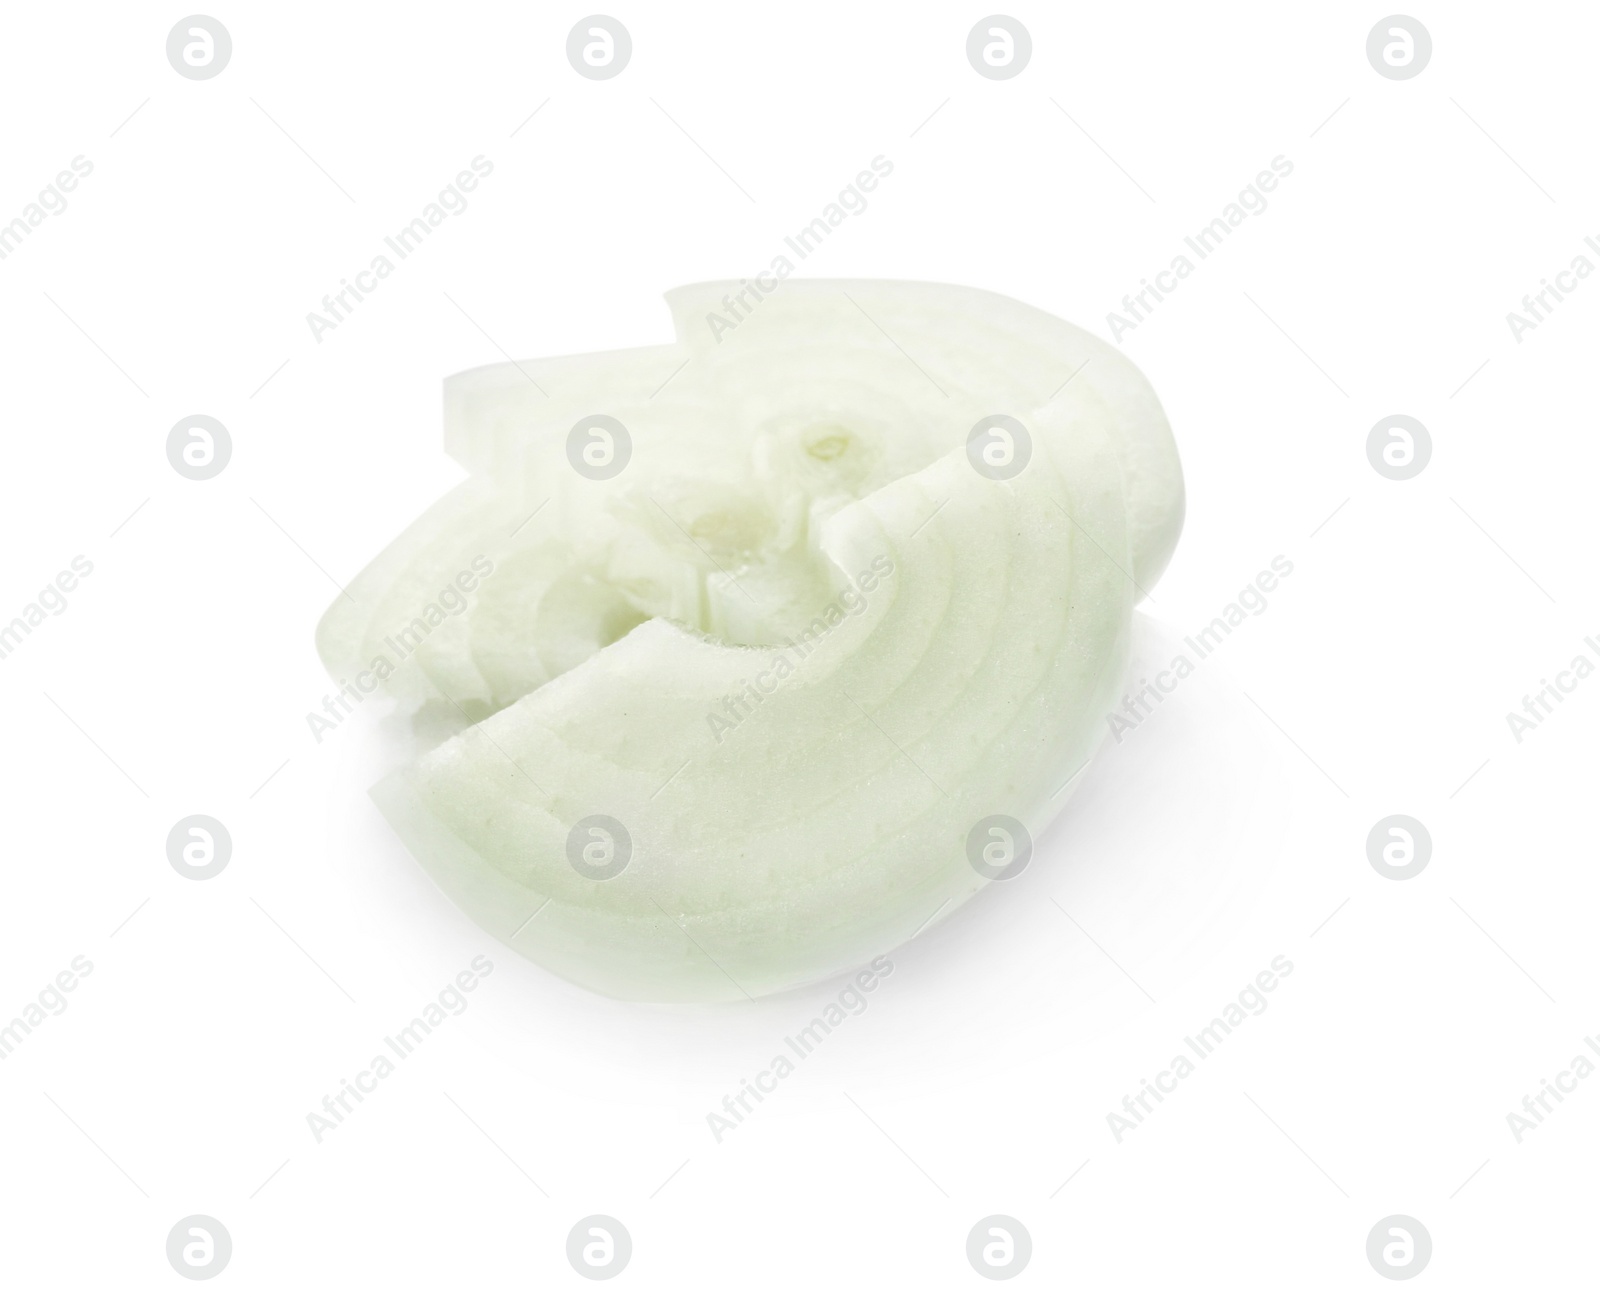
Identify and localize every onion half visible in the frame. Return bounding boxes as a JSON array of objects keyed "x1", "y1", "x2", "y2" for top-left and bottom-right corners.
[{"x1": 318, "y1": 281, "x2": 1184, "y2": 1001}]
